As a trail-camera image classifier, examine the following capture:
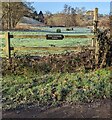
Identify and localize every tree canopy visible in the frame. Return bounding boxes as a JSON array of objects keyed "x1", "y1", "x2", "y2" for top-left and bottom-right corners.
[{"x1": 1, "y1": 1, "x2": 35, "y2": 30}]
